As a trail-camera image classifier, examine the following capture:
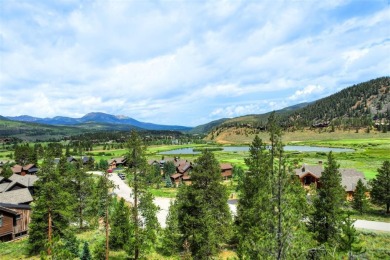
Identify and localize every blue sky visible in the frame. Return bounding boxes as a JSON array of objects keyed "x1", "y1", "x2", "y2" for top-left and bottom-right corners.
[{"x1": 0, "y1": 0, "x2": 389, "y2": 126}]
